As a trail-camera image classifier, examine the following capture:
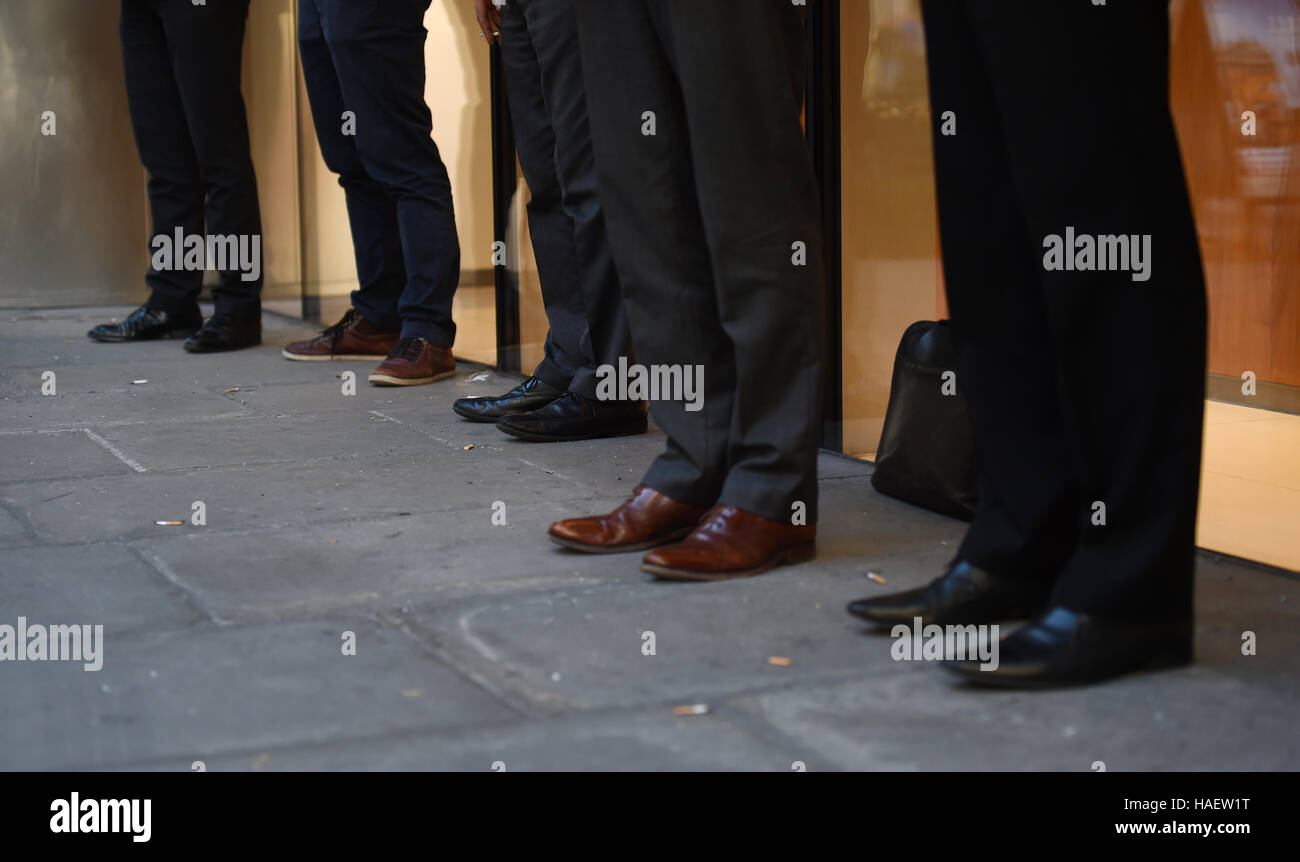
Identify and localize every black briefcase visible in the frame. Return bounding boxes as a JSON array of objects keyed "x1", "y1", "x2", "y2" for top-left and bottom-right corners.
[{"x1": 870, "y1": 320, "x2": 978, "y2": 521}]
